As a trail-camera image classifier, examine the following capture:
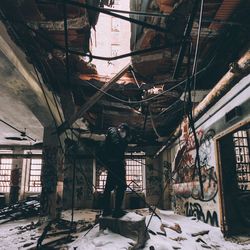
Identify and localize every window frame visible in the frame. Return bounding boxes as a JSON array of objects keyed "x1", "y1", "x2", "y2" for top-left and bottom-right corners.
[{"x1": 0, "y1": 155, "x2": 12, "y2": 193}]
